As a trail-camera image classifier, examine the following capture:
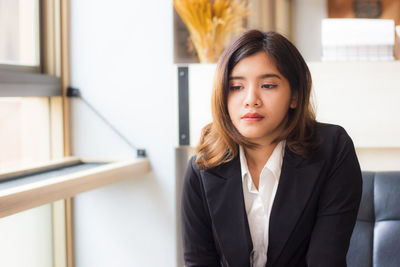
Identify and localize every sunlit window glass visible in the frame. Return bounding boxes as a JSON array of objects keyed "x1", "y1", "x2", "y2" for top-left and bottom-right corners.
[
  {"x1": 0, "y1": 97, "x2": 50, "y2": 172},
  {"x1": 0, "y1": 0, "x2": 40, "y2": 66}
]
